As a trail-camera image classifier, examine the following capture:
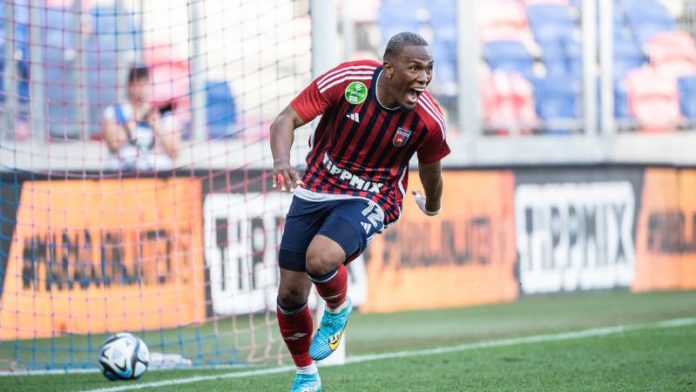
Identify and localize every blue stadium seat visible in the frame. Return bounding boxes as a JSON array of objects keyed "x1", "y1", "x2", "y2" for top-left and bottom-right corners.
[
  {"x1": 526, "y1": 4, "x2": 575, "y2": 43},
  {"x1": 613, "y1": 34, "x2": 645, "y2": 79},
  {"x1": 532, "y1": 76, "x2": 580, "y2": 133},
  {"x1": 483, "y1": 41, "x2": 535, "y2": 79},
  {"x1": 678, "y1": 75, "x2": 696, "y2": 122},
  {"x1": 612, "y1": 0, "x2": 626, "y2": 26},
  {"x1": 86, "y1": 43, "x2": 119, "y2": 135},
  {"x1": 564, "y1": 39, "x2": 582, "y2": 78},
  {"x1": 206, "y1": 81, "x2": 238, "y2": 139},
  {"x1": 0, "y1": 0, "x2": 30, "y2": 24},
  {"x1": 432, "y1": 42, "x2": 457, "y2": 83},
  {"x1": 538, "y1": 39, "x2": 581, "y2": 79},
  {"x1": 91, "y1": 6, "x2": 143, "y2": 55},
  {"x1": 0, "y1": 1, "x2": 30, "y2": 106},
  {"x1": 378, "y1": 1, "x2": 427, "y2": 43},
  {"x1": 624, "y1": 0, "x2": 675, "y2": 44},
  {"x1": 614, "y1": 79, "x2": 631, "y2": 120},
  {"x1": 0, "y1": 50, "x2": 30, "y2": 104},
  {"x1": 427, "y1": 0, "x2": 456, "y2": 44},
  {"x1": 539, "y1": 41, "x2": 566, "y2": 77},
  {"x1": 29, "y1": 7, "x2": 80, "y2": 138}
]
